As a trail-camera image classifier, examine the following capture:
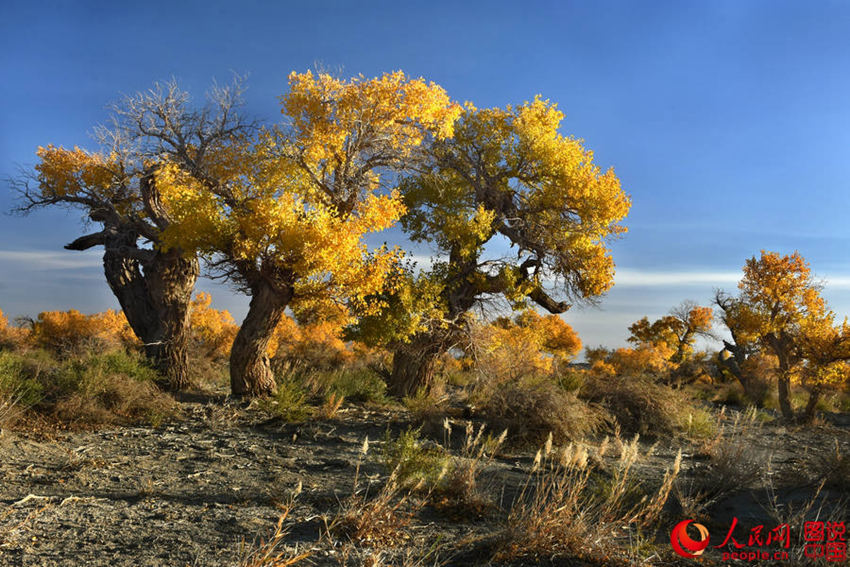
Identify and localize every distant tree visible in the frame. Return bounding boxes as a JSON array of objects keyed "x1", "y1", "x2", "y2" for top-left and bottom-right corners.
[
  {"x1": 714, "y1": 290, "x2": 772, "y2": 405},
  {"x1": 627, "y1": 301, "x2": 713, "y2": 363},
  {"x1": 14, "y1": 79, "x2": 253, "y2": 389},
  {"x1": 356, "y1": 98, "x2": 631, "y2": 397},
  {"x1": 188, "y1": 293, "x2": 239, "y2": 361},
  {"x1": 0, "y1": 309, "x2": 29, "y2": 351},
  {"x1": 31, "y1": 309, "x2": 138, "y2": 354},
  {"x1": 719, "y1": 250, "x2": 850, "y2": 421},
  {"x1": 472, "y1": 310, "x2": 582, "y2": 381}
]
